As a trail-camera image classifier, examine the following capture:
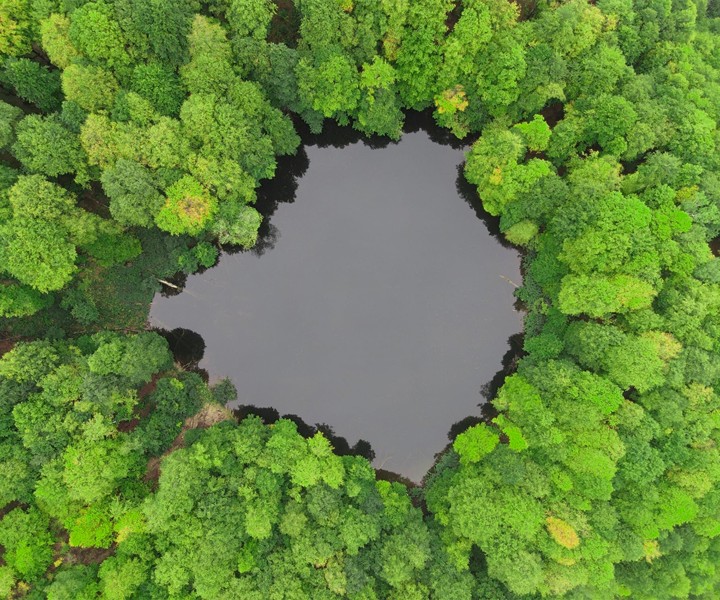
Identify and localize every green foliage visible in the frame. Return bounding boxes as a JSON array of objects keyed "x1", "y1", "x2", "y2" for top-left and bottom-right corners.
[
  {"x1": 155, "y1": 176, "x2": 216, "y2": 236},
  {"x1": 84, "y1": 232, "x2": 142, "y2": 267},
  {"x1": 45, "y1": 565, "x2": 100, "y2": 600},
  {"x1": 86, "y1": 331, "x2": 172, "y2": 385},
  {"x1": 40, "y1": 14, "x2": 79, "y2": 69},
  {"x1": 558, "y1": 273, "x2": 657, "y2": 317},
  {"x1": 513, "y1": 114, "x2": 551, "y2": 152},
  {"x1": 0, "y1": 217, "x2": 78, "y2": 292},
  {"x1": 395, "y1": 0, "x2": 451, "y2": 110},
  {"x1": 62, "y1": 63, "x2": 119, "y2": 112},
  {"x1": 132, "y1": 373, "x2": 206, "y2": 455},
  {"x1": 0, "y1": 567, "x2": 15, "y2": 599},
  {"x1": 98, "y1": 555, "x2": 148, "y2": 600},
  {"x1": 0, "y1": 0, "x2": 34, "y2": 57},
  {"x1": 297, "y1": 53, "x2": 361, "y2": 120},
  {"x1": 357, "y1": 56, "x2": 403, "y2": 138},
  {"x1": 69, "y1": 505, "x2": 114, "y2": 548},
  {"x1": 453, "y1": 423, "x2": 499, "y2": 465},
  {"x1": 2, "y1": 0, "x2": 720, "y2": 596},
  {"x1": 0, "y1": 339, "x2": 60, "y2": 383},
  {"x1": 13, "y1": 114, "x2": 87, "y2": 180},
  {"x1": 68, "y1": 0, "x2": 130, "y2": 72},
  {"x1": 0, "y1": 100, "x2": 22, "y2": 150},
  {"x1": 0, "y1": 507, "x2": 54, "y2": 583},
  {"x1": 181, "y1": 15, "x2": 236, "y2": 96},
  {"x1": 503, "y1": 220, "x2": 538, "y2": 246},
  {"x1": 2, "y1": 58, "x2": 62, "y2": 112},
  {"x1": 465, "y1": 124, "x2": 552, "y2": 216},
  {"x1": 0, "y1": 283, "x2": 50, "y2": 317},
  {"x1": 130, "y1": 62, "x2": 185, "y2": 117},
  {"x1": 100, "y1": 159, "x2": 163, "y2": 227},
  {"x1": 136, "y1": 416, "x2": 432, "y2": 597},
  {"x1": 0, "y1": 175, "x2": 112, "y2": 293},
  {"x1": 209, "y1": 200, "x2": 262, "y2": 247}
]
